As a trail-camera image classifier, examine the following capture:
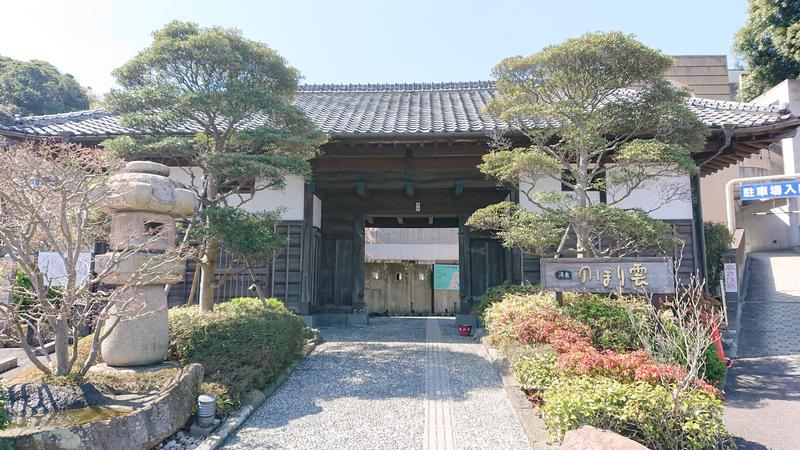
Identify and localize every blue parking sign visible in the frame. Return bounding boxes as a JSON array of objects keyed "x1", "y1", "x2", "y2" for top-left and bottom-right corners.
[{"x1": 740, "y1": 180, "x2": 800, "y2": 201}]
